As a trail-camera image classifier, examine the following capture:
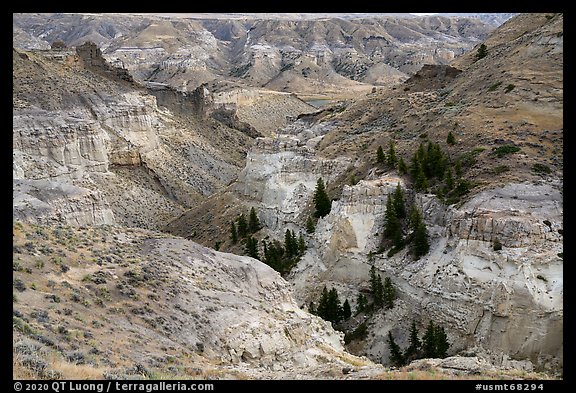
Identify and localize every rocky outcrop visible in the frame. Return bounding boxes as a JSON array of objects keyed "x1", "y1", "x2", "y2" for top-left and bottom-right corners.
[
  {"x1": 76, "y1": 41, "x2": 136, "y2": 85},
  {"x1": 13, "y1": 47, "x2": 253, "y2": 229},
  {"x1": 148, "y1": 83, "x2": 213, "y2": 119},
  {"x1": 288, "y1": 176, "x2": 562, "y2": 372},
  {"x1": 13, "y1": 178, "x2": 115, "y2": 226}
]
